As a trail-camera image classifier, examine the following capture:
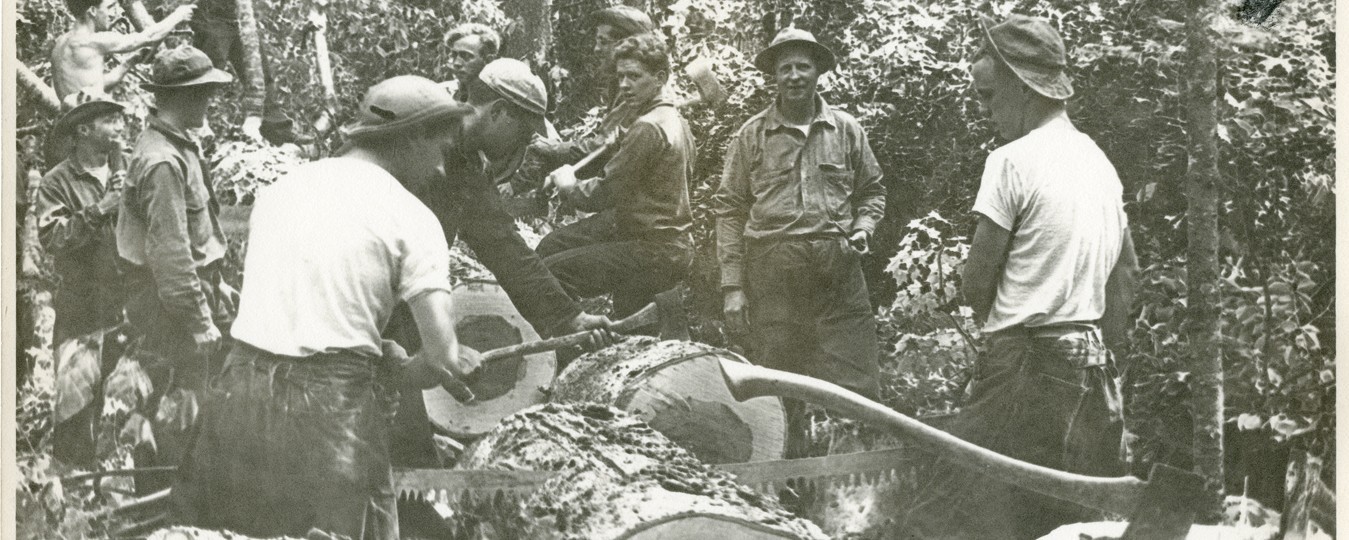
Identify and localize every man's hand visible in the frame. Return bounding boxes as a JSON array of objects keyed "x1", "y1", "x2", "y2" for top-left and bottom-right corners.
[
  {"x1": 723, "y1": 289, "x2": 749, "y2": 335},
  {"x1": 168, "y1": 4, "x2": 197, "y2": 24},
  {"x1": 566, "y1": 312, "x2": 617, "y2": 351},
  {"x1": 381, "y1": 339, "x2": 411, "y2": 365},
  {"x1": 241, "y1": 116, "x2": 264, "y2": 143},
  {"x1": 545, "y1": 164, "x2": 579, "y2": 193},
  {"x1": 530, "y1": 137, "x2": 570, "y2": 162},
  {"x1": 847, "y1": 230, "x2": 871, "y2": 256},
  {"x1": 192, "y1": 322, "x2": 222, "y2": 356},
  {"x1": 95, "y1": 187, "x2": 123, "y2": 217}
]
